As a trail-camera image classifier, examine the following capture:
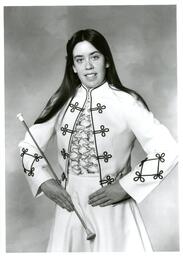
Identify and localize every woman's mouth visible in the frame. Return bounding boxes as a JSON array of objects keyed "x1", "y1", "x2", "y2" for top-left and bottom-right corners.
[
  {"x1": 85, "y1": 73, "x2": 97, "y2": 80},
  {"x1": 85, "y1": 73, "x2": 97, "y2": 78}
]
